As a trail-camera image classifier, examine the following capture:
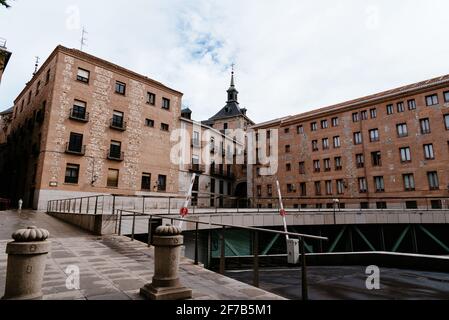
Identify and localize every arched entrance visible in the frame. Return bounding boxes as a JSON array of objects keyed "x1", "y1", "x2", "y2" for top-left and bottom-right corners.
[{"x1": 234, "y1": 182, "x2": 248, "y2": 208}]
